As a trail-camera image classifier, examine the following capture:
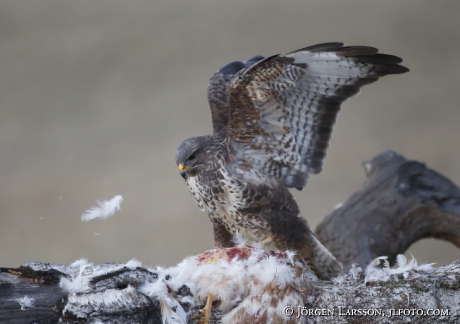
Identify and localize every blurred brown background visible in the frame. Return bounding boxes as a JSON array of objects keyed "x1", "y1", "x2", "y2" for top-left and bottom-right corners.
[{"x1": 1, "y1": 1, "x2": 459, "y2": 268}]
